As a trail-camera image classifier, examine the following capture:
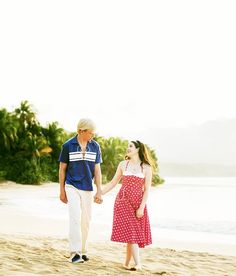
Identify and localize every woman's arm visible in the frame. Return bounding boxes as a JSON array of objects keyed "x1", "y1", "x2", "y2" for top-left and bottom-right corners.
[
  {"x1": 102, "y1": 162, "x2": 123, "y2": 195},
  {"x1": 136, "y1": 165, "x2": 152, "y2": 218}
]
